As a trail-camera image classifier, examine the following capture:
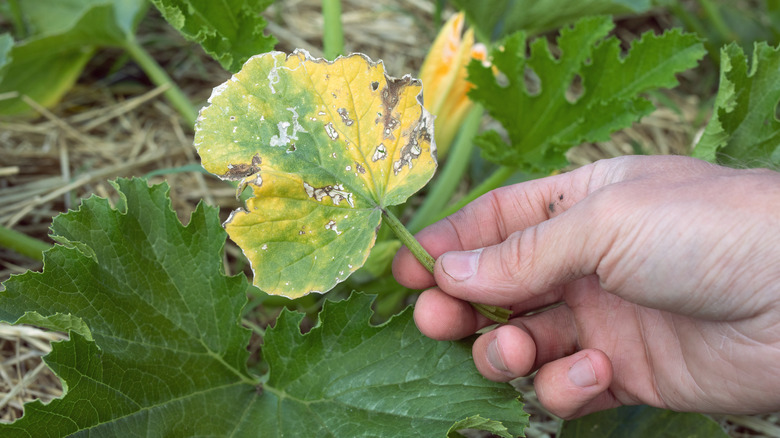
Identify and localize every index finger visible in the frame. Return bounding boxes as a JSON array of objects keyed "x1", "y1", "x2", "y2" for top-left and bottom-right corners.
[{"x1": 392, "y1": 163, "x2": 597, "y2": 290}]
